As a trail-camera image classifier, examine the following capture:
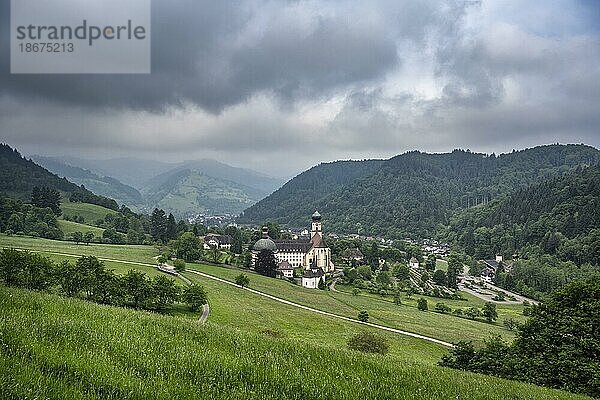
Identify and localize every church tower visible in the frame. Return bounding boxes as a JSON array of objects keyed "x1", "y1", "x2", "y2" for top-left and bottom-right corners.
[{"x1": 311, "y1": 211, "x2": 322, "y2": 238}]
